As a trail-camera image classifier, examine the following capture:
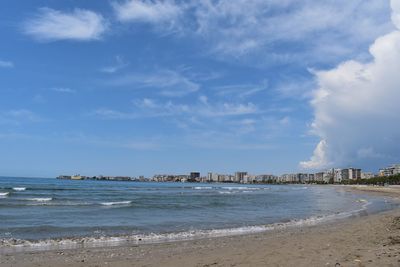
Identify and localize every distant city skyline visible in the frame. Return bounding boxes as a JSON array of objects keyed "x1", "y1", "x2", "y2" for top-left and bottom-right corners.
[{"x1": 1, "y1": 1, "x2": 400, "y2": 178}]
